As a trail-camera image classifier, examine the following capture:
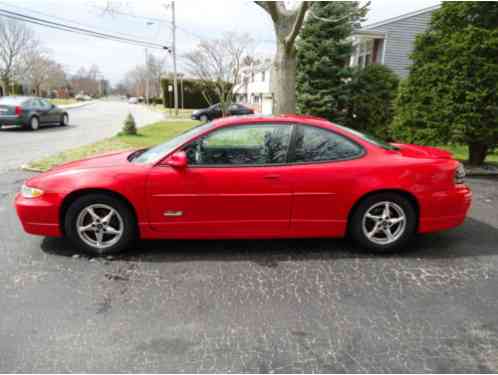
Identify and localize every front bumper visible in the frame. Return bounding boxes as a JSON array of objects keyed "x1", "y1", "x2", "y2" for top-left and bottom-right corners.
[
  {"x1": 418, "y1": 184, "x2": 472, "y2": 233},
  {"x1": 15, "y1": 193, "x2": 62, "y2": 237}
]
